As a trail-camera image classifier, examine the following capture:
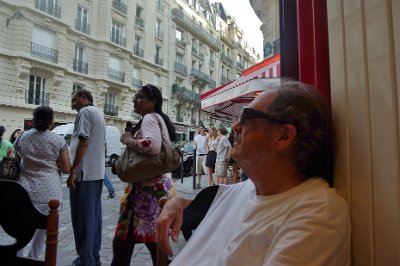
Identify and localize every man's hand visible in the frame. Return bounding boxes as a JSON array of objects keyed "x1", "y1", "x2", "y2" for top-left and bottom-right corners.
[
  {"x1": 156, "y1": 197, "x2": 192, "y2": 257},
  {"x1": 67, "y1": 172, "x2": 77, "y2": 190}
]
